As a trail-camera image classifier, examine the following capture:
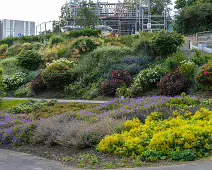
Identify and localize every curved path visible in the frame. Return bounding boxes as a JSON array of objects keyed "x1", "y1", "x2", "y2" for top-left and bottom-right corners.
[
  {"x1": 3, "y1": 97, "x2": 107, "y2": 104},
  {"x1": 0, "y1": 149, "x2": 212, "y2": 170}
]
